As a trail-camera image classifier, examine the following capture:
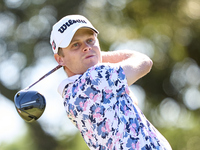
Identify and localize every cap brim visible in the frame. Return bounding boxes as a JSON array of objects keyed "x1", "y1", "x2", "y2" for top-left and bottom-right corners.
[{"x1": 59, "y1": 26, "x2": 98, "y2": 49}]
